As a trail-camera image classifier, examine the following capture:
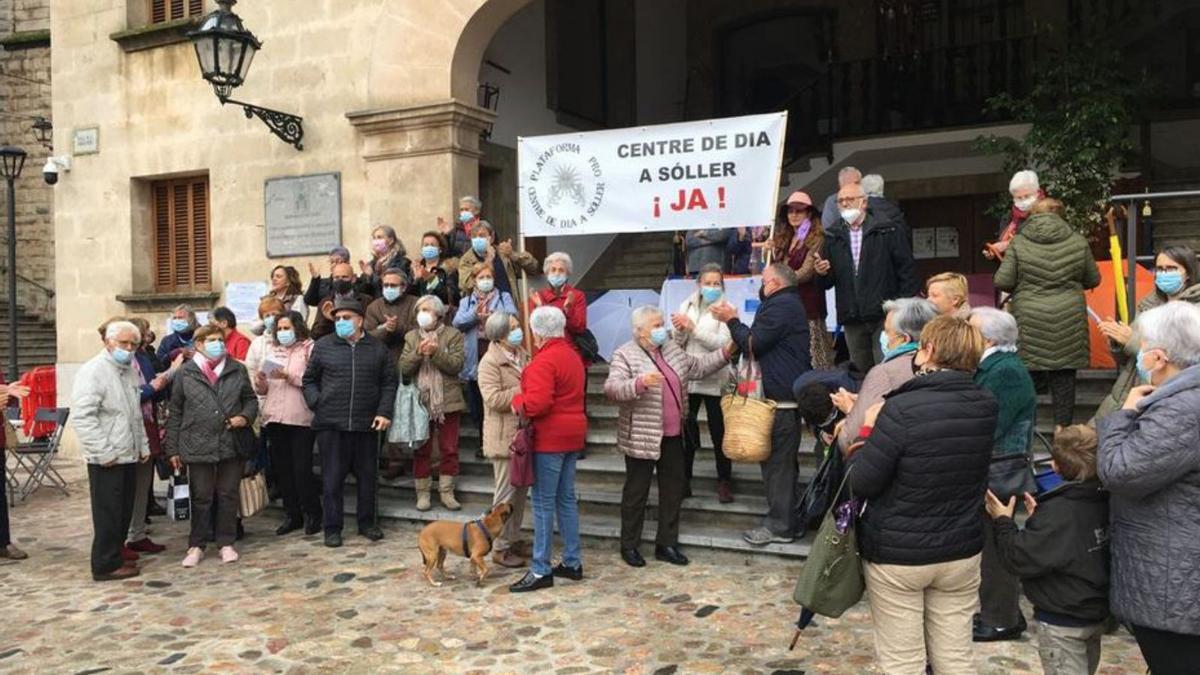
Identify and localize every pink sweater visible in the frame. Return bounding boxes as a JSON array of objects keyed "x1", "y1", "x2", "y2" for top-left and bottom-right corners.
[
  {"x1": 253, "y1": 340, "x2": 315, "y2": 427},
  {"x1": 637, "y1": 348, "x2": 684, "y2": 438}
]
